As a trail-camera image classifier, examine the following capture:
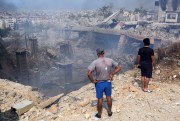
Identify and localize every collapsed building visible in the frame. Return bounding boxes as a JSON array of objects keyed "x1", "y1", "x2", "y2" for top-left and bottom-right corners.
[{"x1": 2, "y1": 1, "x2": 180, "y2": 97}]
